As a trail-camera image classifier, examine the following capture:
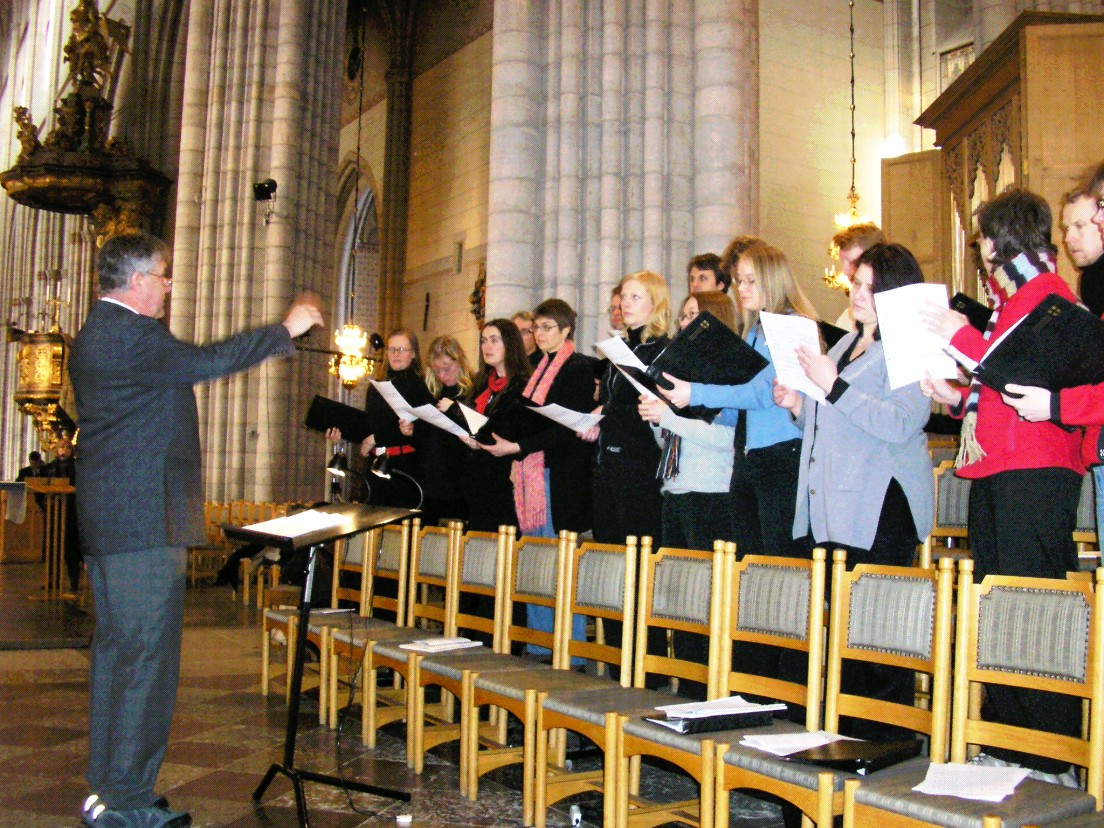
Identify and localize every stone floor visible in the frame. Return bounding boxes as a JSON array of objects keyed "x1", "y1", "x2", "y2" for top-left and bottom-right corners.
[{"x1": 0, "y1": 562, "x2": 785, "y2": 827}]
